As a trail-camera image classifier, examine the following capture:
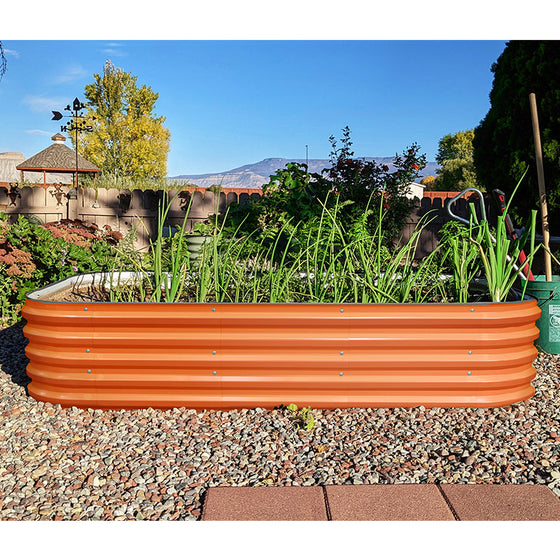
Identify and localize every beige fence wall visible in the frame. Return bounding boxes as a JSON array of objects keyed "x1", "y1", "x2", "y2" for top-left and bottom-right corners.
[{"x1": 1, "y1": 185, "x2": 484, "y2": 257}]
